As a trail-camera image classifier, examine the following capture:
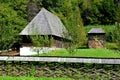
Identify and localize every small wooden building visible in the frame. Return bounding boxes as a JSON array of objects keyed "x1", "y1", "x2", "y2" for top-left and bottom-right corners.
[
  {"x1": 88, "y1": 28, "x2": 106, "y2": 48},
  {"x1": 20, "y1": 8, "x2": 70, "y2": 48}
]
